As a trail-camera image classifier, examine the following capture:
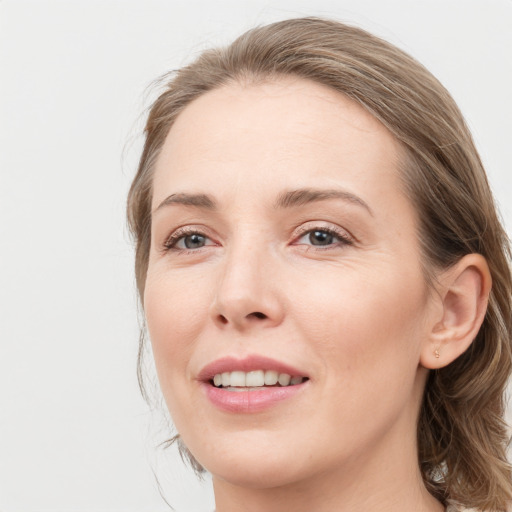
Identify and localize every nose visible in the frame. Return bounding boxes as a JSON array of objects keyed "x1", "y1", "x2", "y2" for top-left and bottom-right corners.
[{"x1": 210, "y1": 241, "x2": 285, "y2": 331}]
